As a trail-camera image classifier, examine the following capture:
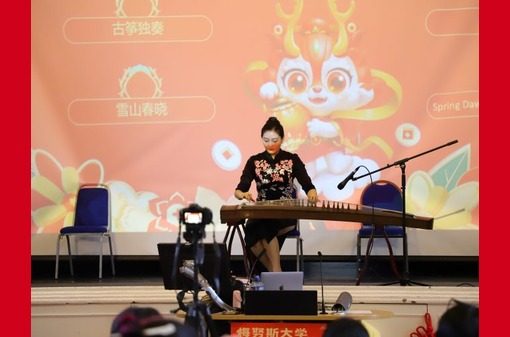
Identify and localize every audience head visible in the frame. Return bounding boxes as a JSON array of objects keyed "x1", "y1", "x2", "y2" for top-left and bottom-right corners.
[
  {"x1": 436, "y1": 299, "x2": 478, "y2": 337},
  {"x1": 111, "y1": 306, "x2": 196, "y2": 337},
  {"x1": 323, "y1": 318, "x2": 369, "y2": 337}
]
